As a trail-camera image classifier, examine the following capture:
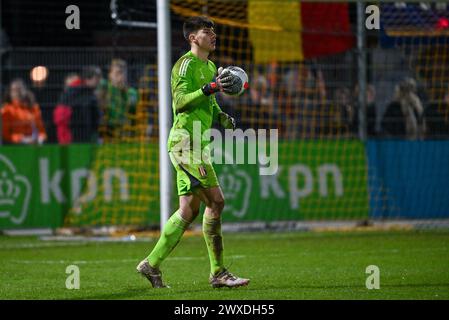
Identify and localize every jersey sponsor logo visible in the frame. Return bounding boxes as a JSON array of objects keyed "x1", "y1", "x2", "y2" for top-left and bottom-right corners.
[{"x1": 179, "y1": 58, "x2": 192, "y2": 77}]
